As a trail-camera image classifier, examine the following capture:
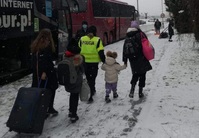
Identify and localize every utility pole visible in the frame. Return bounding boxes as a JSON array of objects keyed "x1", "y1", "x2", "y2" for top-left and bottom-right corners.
[
  {"x1": 161, "y1": 0, "x2": 164, "y2": 28},
  {"x1": 137, "y1": 0, "x2": 139, "y2": 20}
]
